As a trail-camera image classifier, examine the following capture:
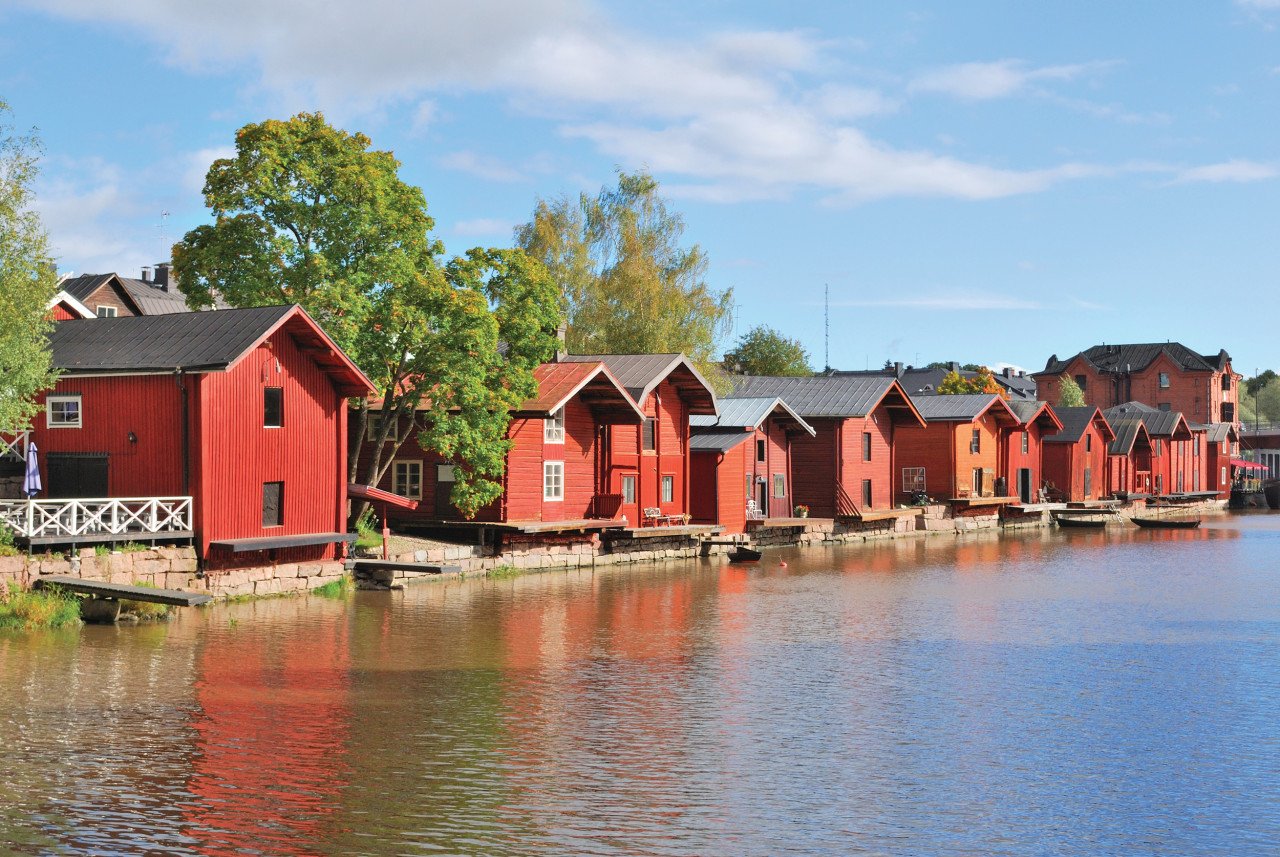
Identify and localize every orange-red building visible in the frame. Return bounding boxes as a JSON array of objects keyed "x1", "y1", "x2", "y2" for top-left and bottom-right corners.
[
  {"x1": 689, "y1": 397, "x2": 816, "y2": 533},
  {"x1": 1103, "y1": 403, "x2": 1195, "y2": 497},
  {"x1": 1005, "y1": 400, "x2": 1064, "y2": 503},
  {"x1": 895, "y1": 394, "x2": 1021, "y2": 503},
  {"x1": 1042, "y1": 407, "x2": 1115, "y2": 501},
  {"x1": 1035, "y1": 342, "x2": 1240, "y2": 427},
  {"x1": 725, "y1": 376, "x2": 925, "y2": 517}
]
